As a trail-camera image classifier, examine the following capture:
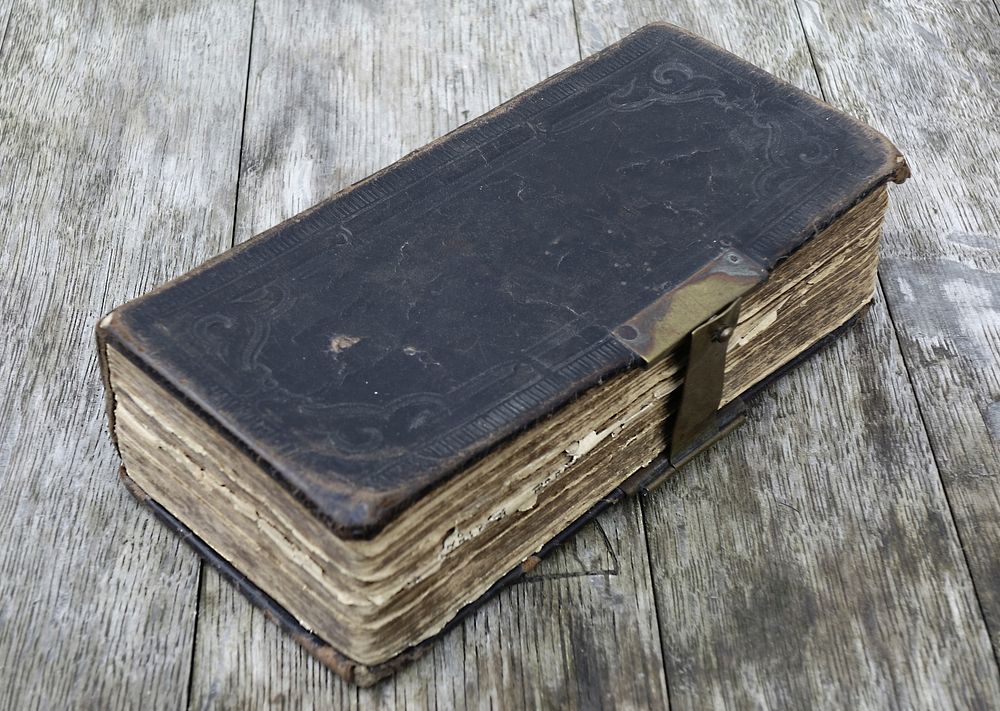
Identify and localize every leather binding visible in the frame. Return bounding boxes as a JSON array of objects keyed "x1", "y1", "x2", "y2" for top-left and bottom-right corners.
[{"x1": 96, "y1": 21, "x2": 907, "y2": 684}]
